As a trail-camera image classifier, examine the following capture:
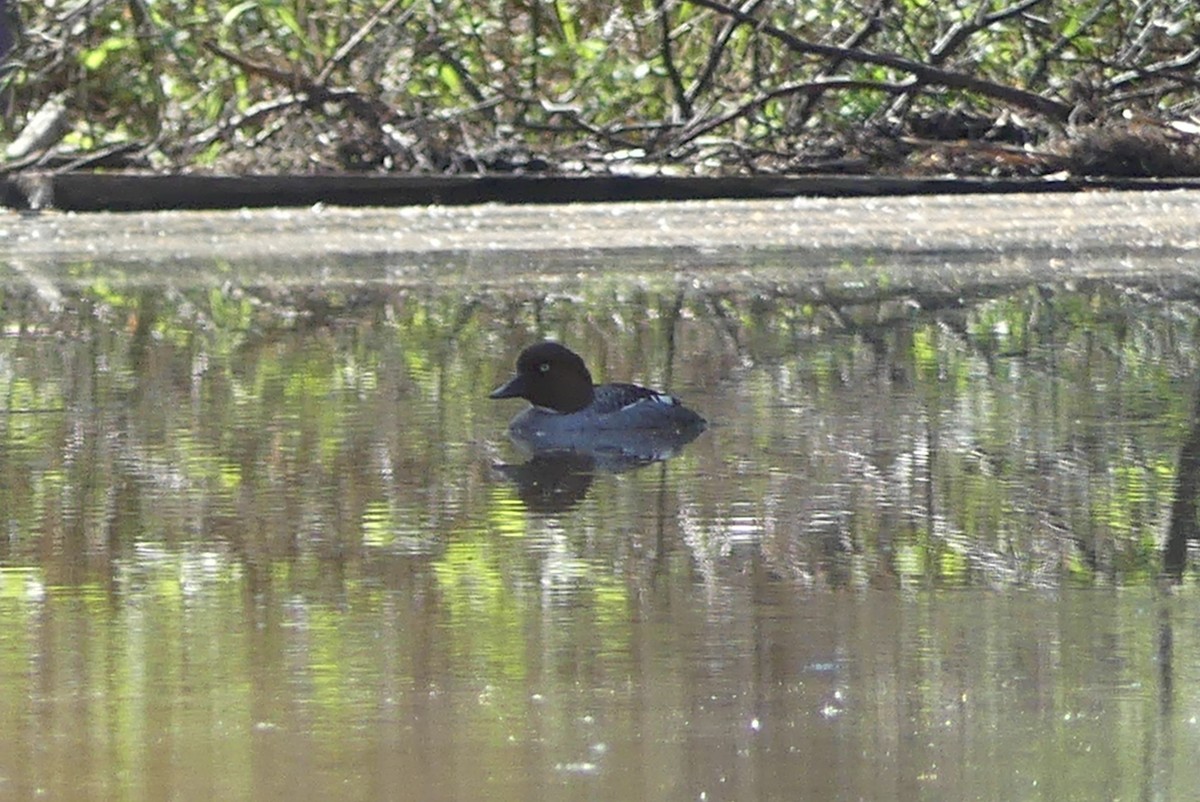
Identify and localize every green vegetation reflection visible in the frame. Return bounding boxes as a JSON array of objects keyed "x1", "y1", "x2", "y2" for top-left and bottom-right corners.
[{"x1": 0, "y1": 272, "x2": 1197, "y2": 592}]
